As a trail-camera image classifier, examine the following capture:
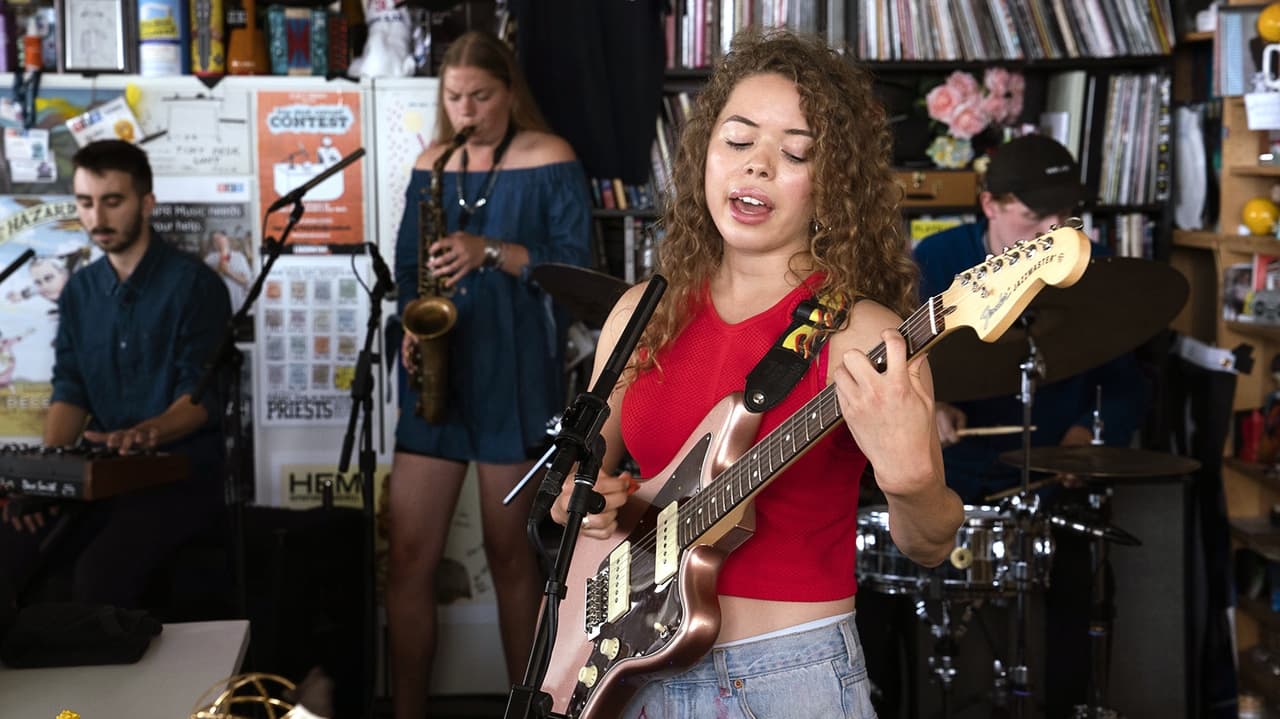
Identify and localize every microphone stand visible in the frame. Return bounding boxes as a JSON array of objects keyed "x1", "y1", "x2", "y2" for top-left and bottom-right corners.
[
  {"x1": 192, "y1": 199, "x2": 305, "y2": 619},
  {"x1": 336, "y1": 258, "x2": 391, "y2": 719},
  {"x1": 0, "y1": 248, "x2": 35, "y2": 286},
  {"x1": 504, "y1": 275, "x2": 667, "y2": 719}
]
